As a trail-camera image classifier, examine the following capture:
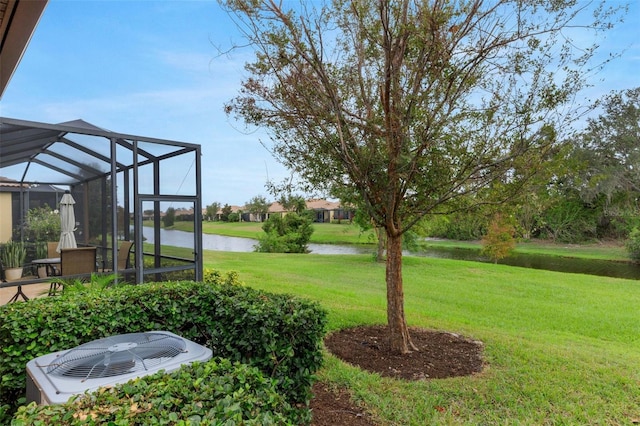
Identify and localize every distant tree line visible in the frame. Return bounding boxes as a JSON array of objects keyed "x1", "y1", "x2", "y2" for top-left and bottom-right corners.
[
  {"x1": 419, "y1": 87, "x2": 640, "y2": 244},
  {"x1": 202, "y1": 87, "x2": 639, "y2": 246},
  {"x1": 203, "y1": 195, "x2": 311, "y2": 223}
]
